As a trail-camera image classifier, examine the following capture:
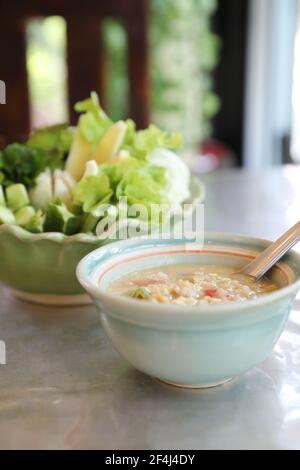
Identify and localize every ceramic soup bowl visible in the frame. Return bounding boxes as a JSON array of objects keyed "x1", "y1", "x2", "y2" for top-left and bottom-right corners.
[{"x1": 77, "y1": 234, "x2": 300, "y2": 388}]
